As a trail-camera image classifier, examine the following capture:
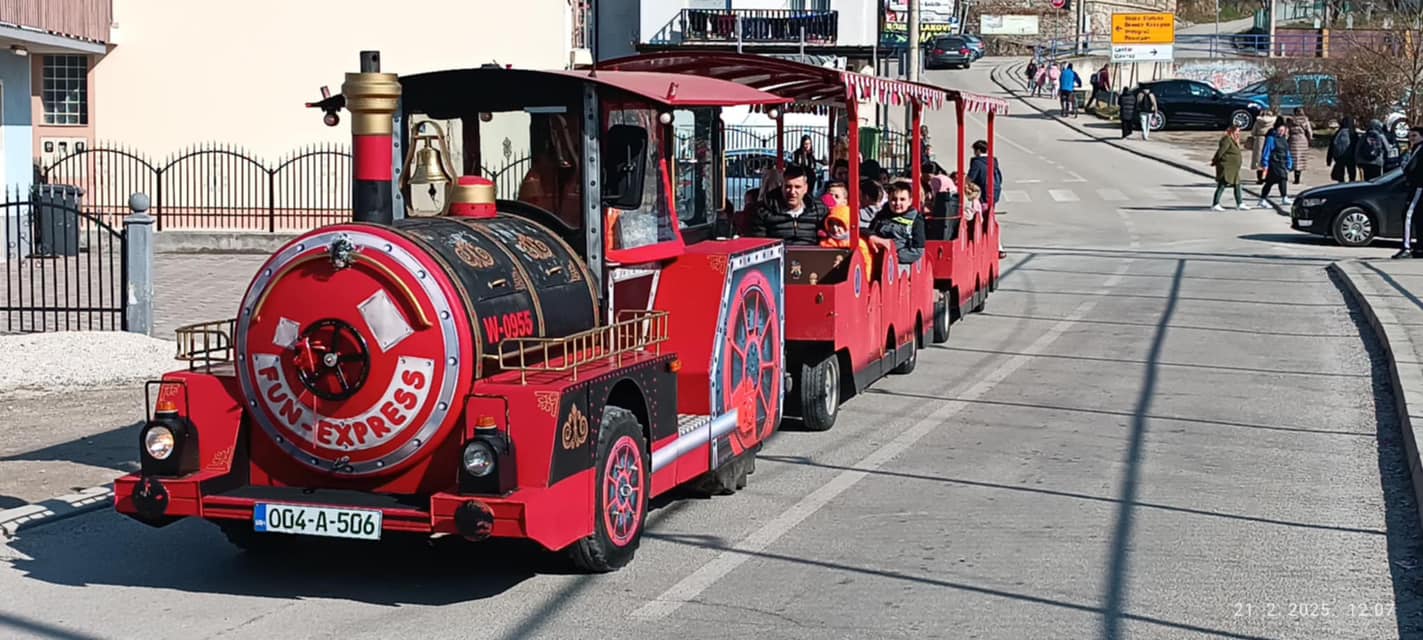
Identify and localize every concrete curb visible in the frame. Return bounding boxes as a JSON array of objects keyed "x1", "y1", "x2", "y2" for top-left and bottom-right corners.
[
  {"x1": 987, "y1": 61, "x2": 1288, "y2": 217},
  {"x1": 1330, "y1": 259, "x2": 1423, "y2": 532},
  {"x1": 0, "y1": 484, "x2": 113, "y2": 540}
]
